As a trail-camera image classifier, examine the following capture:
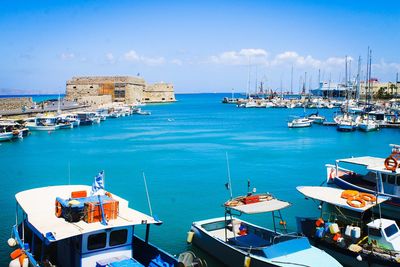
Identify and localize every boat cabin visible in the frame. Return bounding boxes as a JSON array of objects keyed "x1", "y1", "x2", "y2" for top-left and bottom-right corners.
[{"x1": 367, "y1": 218, "x2": 400, "y2": 251}]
